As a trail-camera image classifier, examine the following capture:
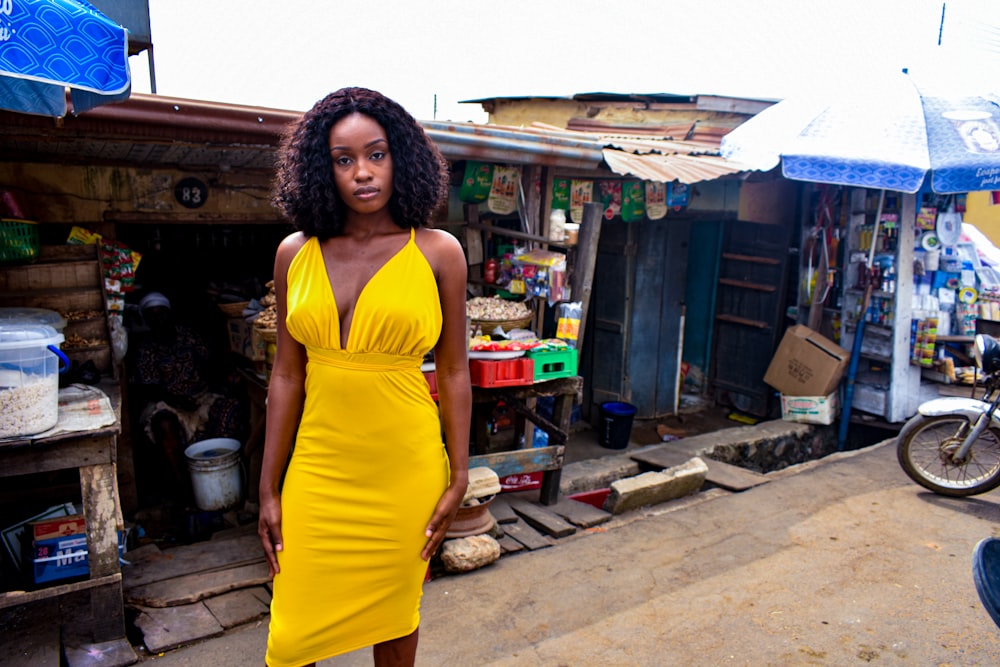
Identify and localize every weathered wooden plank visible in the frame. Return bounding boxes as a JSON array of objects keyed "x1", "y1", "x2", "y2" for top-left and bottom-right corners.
[
  {"x1": 0, "y1": 287, "x2": 106, "y2": 313},
  {"x1": 0, "y1": 433, "x2": 115, "y2": 474},
  {"x1": 79, "y1": 463, "x2": 120, "y2": 577},
  {"x1": 547, "y1": 498, "x2": 612, "y2": 528},
  {"x1": 500, "y1": 520, "x2": 553, "y2": 551},
  {"x1": 468, "y1": 444, "x2": 564, "y2": 479},
  {"x1": 122, "y1": 534, "x2": 265, "y2": 589},
  {"x1": 0, "y1": 260, "x2": 101, "y2": 291},
  {"x1": 0, "y1": 573, "x2": 120, "y2": 610},
  {"x1": 203, "y1": 587, "x2": 271, "y2": 629},
  {"x1": 488, "y1": 496, "x2": 519, "y2": 524},
  {"x1": 497, "y1": 535, "x2": 525, "y2": 554},
  {"x1": 126, "y1": 561, "x2": 270, "y2": 608},
  {"x1": 632, "y1": 448, "x2": 770, "y2": 492},
  {"x1": 505, "y1": 497, "x2": 577, "y2": 538},
  {"x1": 134, "y1": 602, "x2": 224, "y2": 654}
]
